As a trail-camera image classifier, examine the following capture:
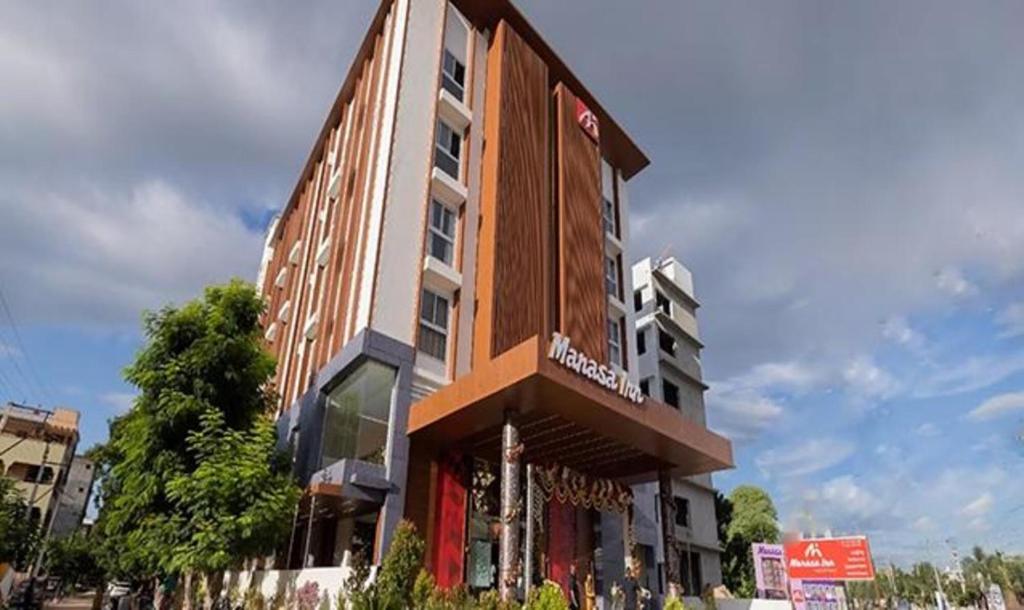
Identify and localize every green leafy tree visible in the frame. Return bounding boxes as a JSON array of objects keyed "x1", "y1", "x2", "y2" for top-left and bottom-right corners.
[
  {"x1": 44, "y1": 531, "x2": 106, "y2": 595},
  {"x1": 0, "y1": 476, "x2": 40, "y2": 569},
  {"x1": 94, "y1": 280, "x2": 299, "y2": 602},
  {"x1": 720, "y1": 485, "x2": 780, "y2": 598}
]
